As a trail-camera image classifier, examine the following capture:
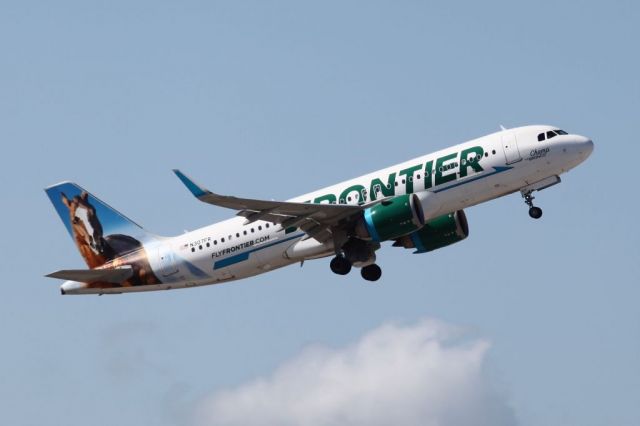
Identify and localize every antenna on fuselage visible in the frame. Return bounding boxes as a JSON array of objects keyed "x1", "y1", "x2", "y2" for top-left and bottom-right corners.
[{"x1": 499, "y1": 124, "x2": 507, "y2": 131}]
